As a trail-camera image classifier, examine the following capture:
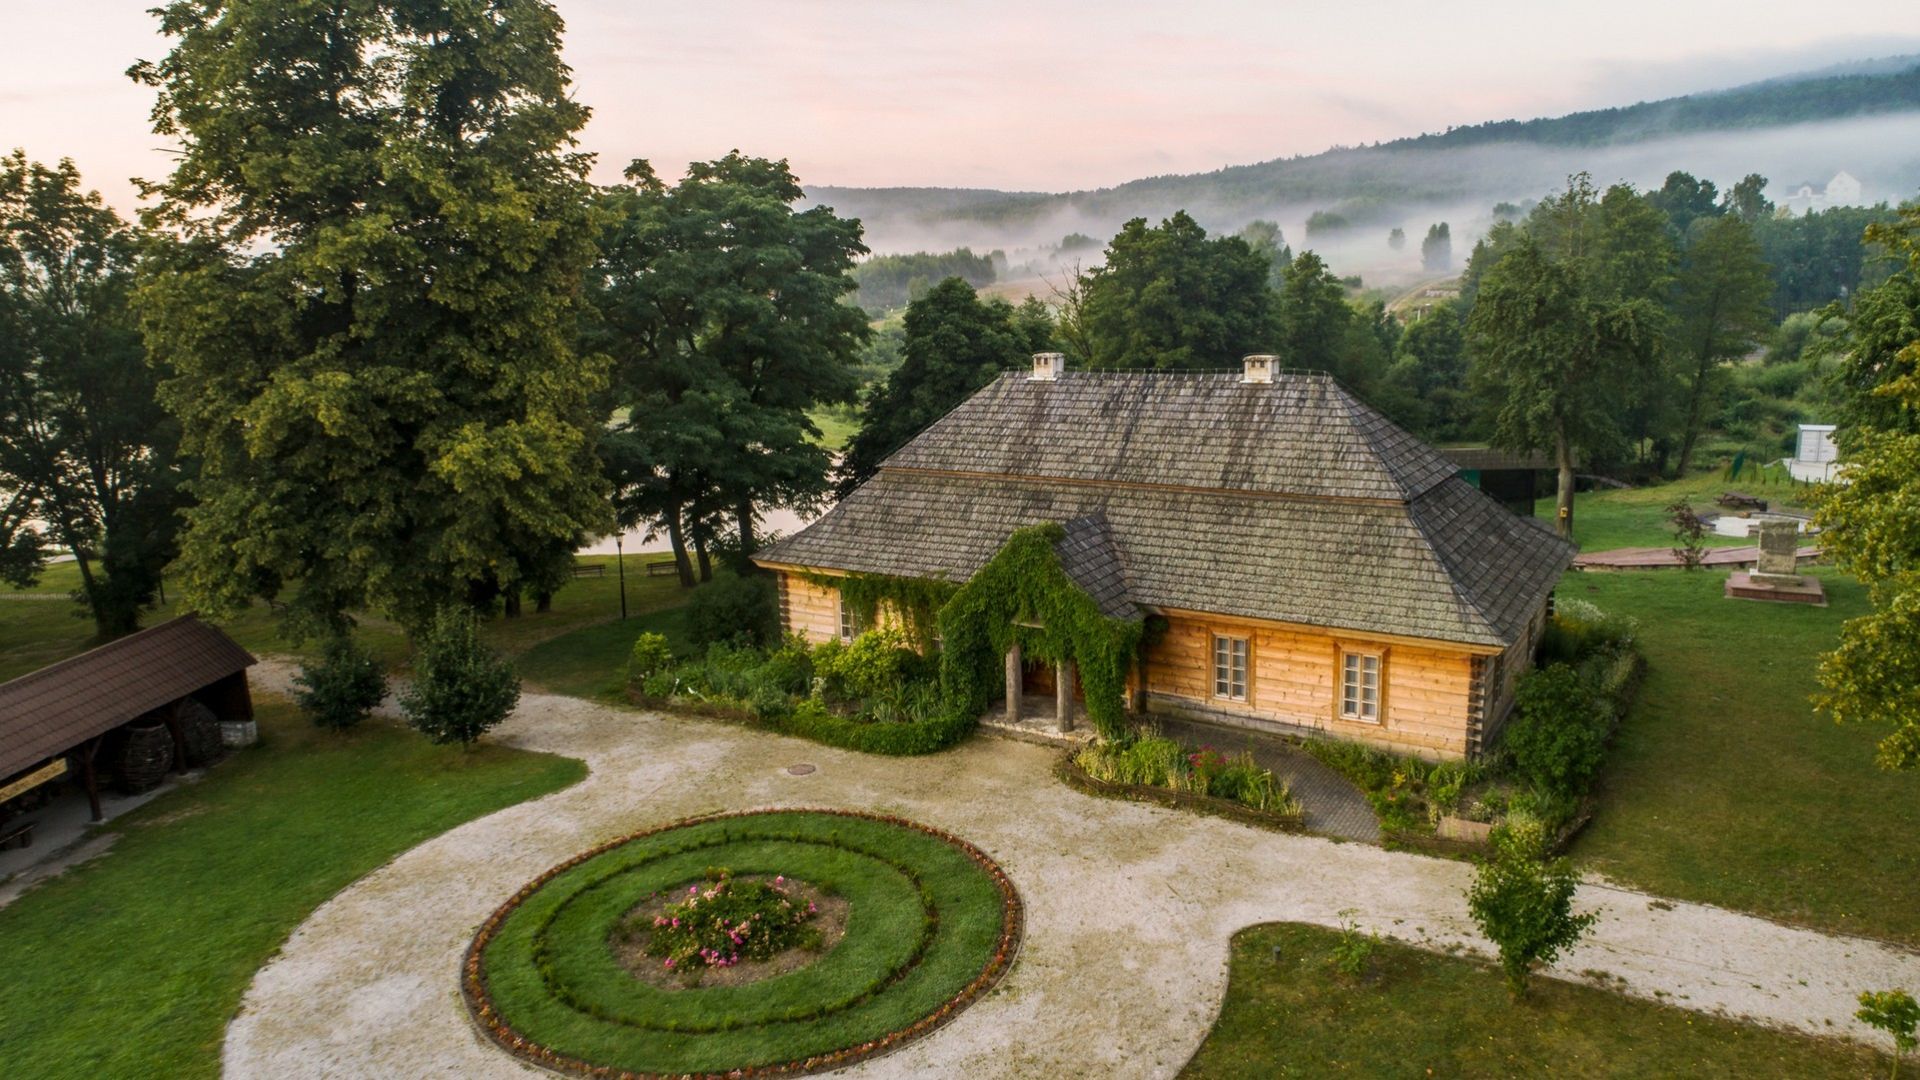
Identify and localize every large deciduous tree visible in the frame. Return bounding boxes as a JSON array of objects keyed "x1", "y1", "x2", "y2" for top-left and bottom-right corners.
[
  {"x1": 1081, "y1": 211, "x2": 1274, "y2": 369},
  {"x1": 1467, "y1": 236, "x2": 1659, "y2": 538},
  {"x1": 836, "y1": 278, "x2": 1047, "y2": 497},
  {"x1": 1670, "y1": 214, "x2": 1774, "y2": 474},
  {"x1": 0, "y1": 152, "x2": 183, "y2": 638},
  {"x1": 130, "y1": 0, "x2": 610, "y2": 637},
  {"x1": 590, "y1": 156, "x2": 867, "y2": 582},
  {"x1": 1814, "y1": 203, "x2": 1920, "y2": 770}
]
